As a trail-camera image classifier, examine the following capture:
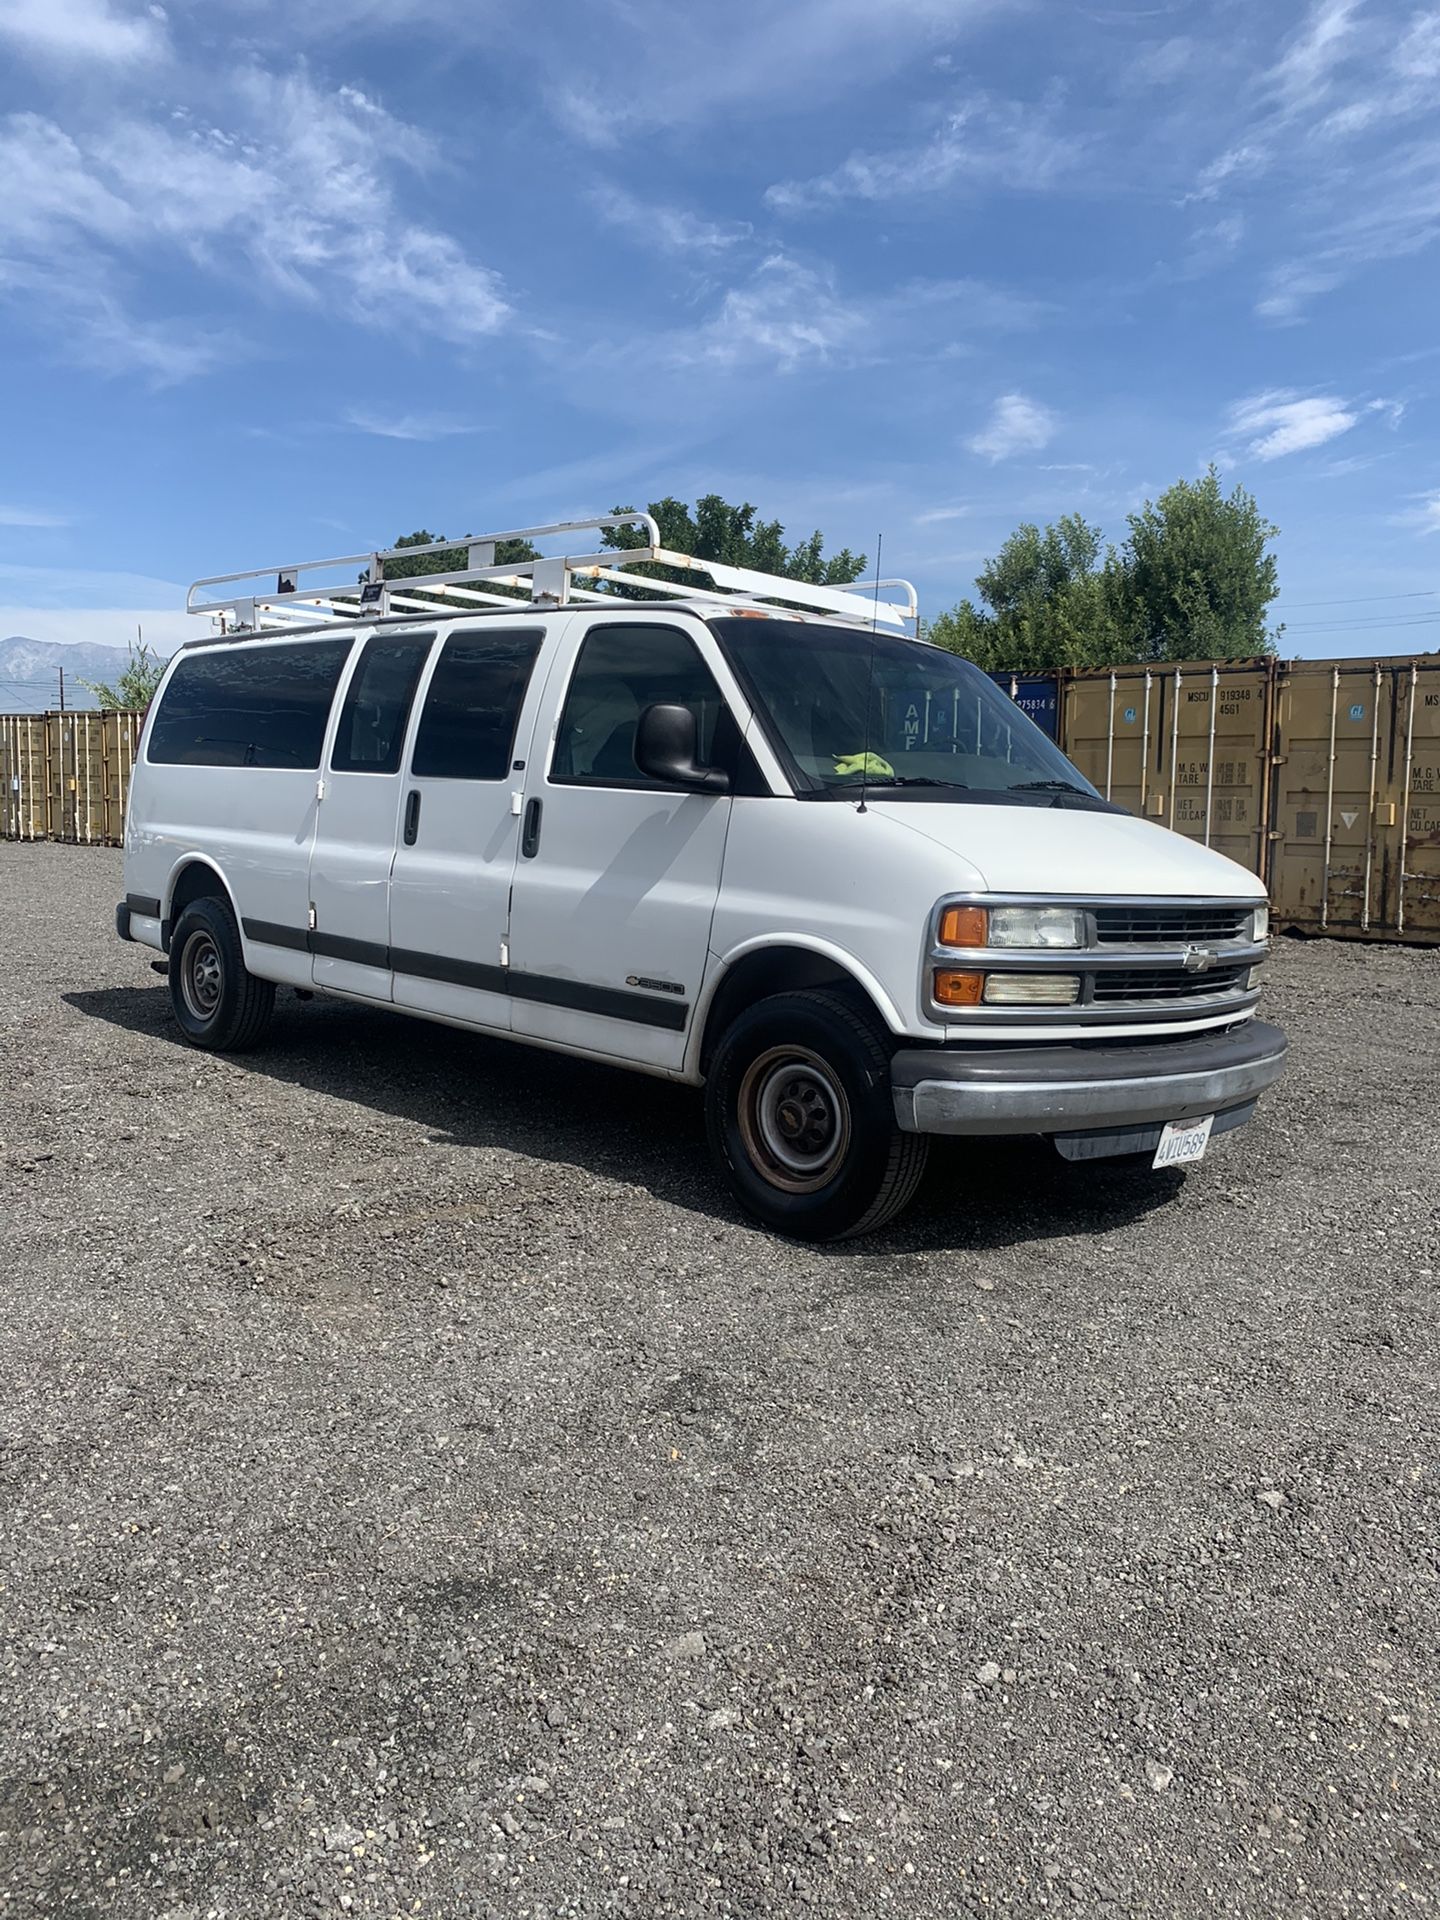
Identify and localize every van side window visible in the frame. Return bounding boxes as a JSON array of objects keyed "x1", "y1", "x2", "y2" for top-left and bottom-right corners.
[
  {"x1": 553, "y1": 625, "x2": 723, "y2": 788},
  {"x1": 331, "y1": 632, "x2": 433, "y2": 774},
  {"x1": 410, "y1": 629, "x2": 543, "y2": 781},
  {"x1": 147, "y1": 639, "x2": 352, "y2": 769}
]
